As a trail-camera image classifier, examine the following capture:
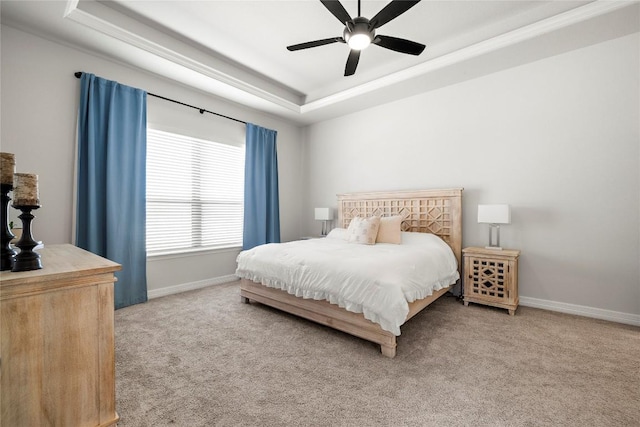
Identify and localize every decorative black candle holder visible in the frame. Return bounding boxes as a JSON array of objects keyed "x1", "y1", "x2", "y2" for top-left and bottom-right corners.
[
  {"x1": 11, "y1": 205, "x2": 42, "y2": 272},
  {"x1": 1, "y1": 183, "x2": 16, "y2": 271}
]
